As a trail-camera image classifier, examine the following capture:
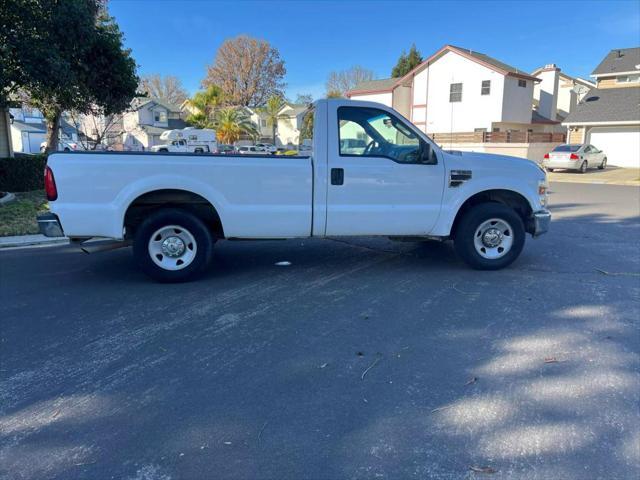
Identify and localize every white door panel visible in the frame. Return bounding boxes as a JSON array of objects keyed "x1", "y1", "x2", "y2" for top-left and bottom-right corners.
[
  {"x1": 588, "y1": 127, "x2": 640, "y2": 168},
  {"x1": 326, "y1": 156, "x2": 443, "y2": 235}
]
